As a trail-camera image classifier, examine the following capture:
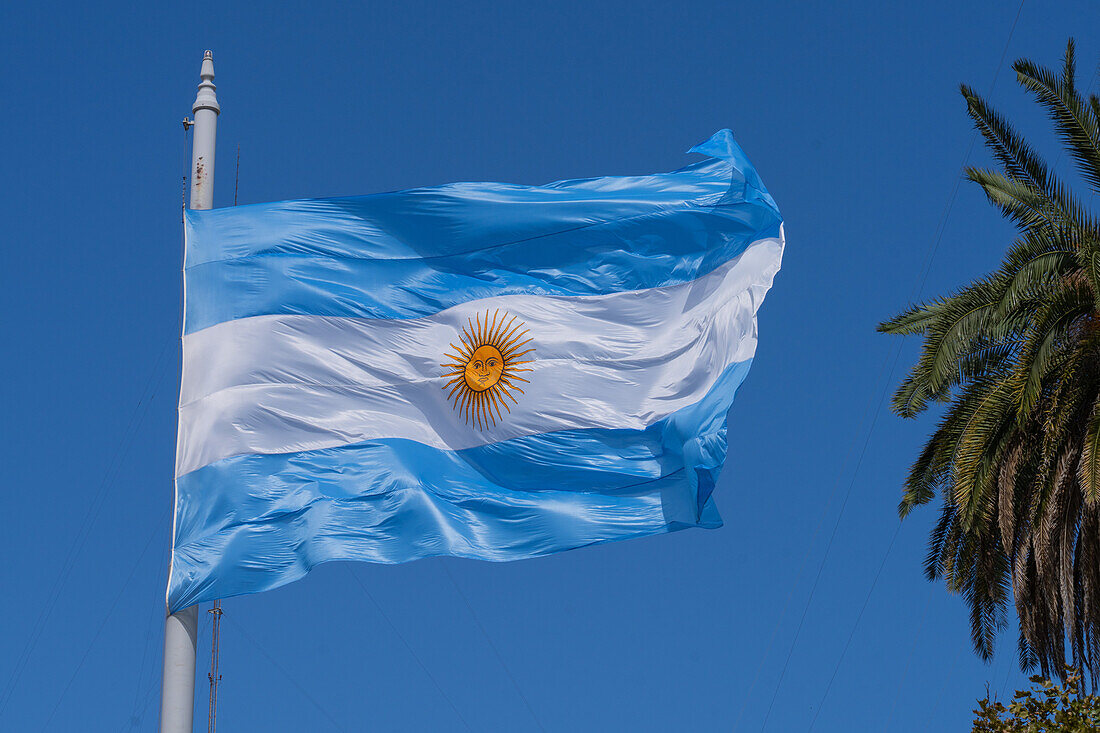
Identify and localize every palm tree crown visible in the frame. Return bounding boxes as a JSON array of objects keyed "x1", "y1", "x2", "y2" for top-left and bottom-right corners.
[{"x1": 880, "y1": 40, "x2": 1100, "y2": 684}]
